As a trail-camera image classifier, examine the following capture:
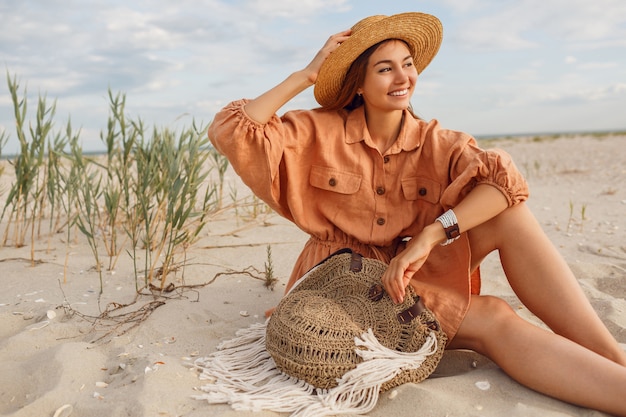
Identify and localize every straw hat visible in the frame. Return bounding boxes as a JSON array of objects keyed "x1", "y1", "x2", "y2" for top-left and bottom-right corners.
[
  {"x1": 314, "y1": 12, "x2": 443, "y2": 109},
  {"x1": 266, "y1": 249, "x2": 447, "y2": 391}
]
